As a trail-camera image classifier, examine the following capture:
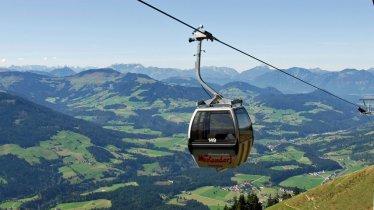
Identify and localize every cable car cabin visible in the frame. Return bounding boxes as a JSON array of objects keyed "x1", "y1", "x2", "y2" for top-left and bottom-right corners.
[
  {"x1": 188, "y1": 106, "x2": 254, "y2": 169},
  {"x1": 186, "y1": 28, "x2": 254, "y2": 170}
]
